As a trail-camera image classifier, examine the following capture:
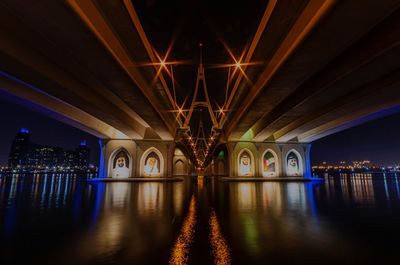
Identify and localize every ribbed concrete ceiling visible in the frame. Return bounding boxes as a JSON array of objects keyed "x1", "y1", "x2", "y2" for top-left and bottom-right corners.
[{"x1": 1, "y1": 0, "x2": 400, "y2": 167}]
